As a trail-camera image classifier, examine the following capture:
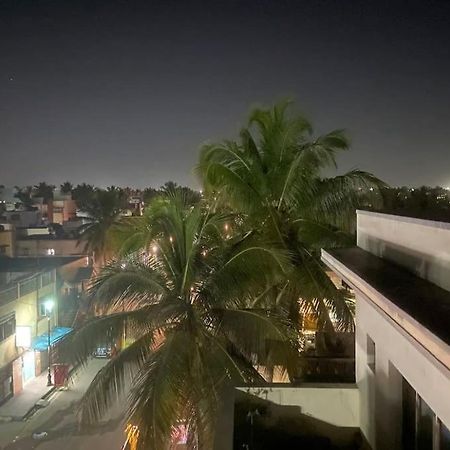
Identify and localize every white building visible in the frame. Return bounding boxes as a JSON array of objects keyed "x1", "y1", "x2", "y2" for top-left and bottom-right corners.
[{"x1": 322, "y1": 211, "x2": 450, "y2": 449}]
